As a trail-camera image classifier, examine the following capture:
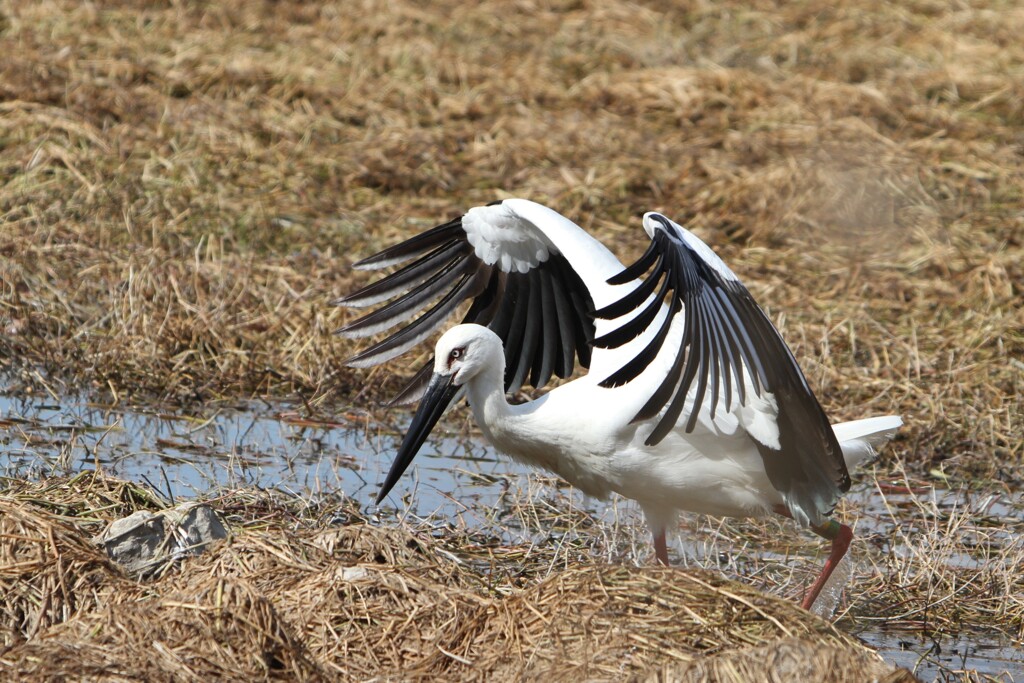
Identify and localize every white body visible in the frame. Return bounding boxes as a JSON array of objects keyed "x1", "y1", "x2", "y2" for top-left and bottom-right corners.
[{"x1": 444, "y1": 324, "x2": 901, "y2": 535}]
